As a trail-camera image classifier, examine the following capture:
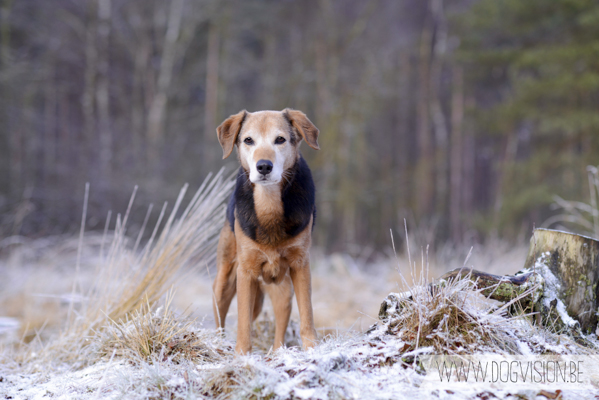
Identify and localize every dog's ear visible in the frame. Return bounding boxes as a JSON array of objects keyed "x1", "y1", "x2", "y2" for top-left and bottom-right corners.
[
  {"x1": 217, "y1": 110, "x2": 248, "y2": 159},
  {"x1": 283, "y1": 108, "x2": 320, "y2": 150}
]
